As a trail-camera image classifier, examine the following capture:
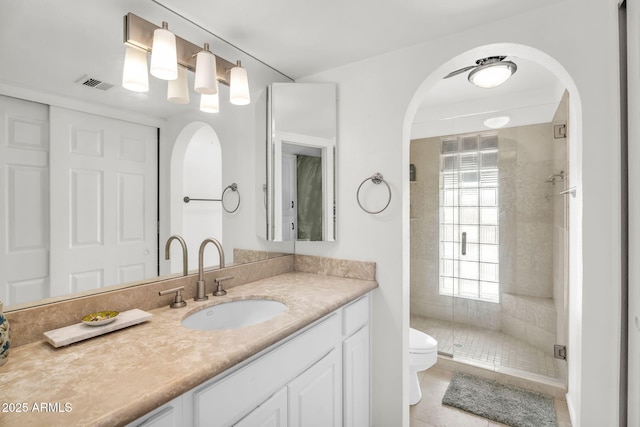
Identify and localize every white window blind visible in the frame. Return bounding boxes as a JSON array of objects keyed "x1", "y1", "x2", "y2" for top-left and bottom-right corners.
[{"x1": 439, "y1": 133, "x2": 499, "y2": 303}]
